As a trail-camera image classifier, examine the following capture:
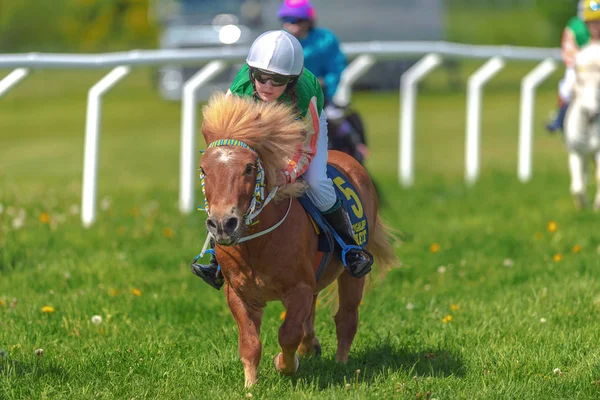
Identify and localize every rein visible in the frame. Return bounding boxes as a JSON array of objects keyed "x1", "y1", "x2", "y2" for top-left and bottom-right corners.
[{"x1": 198, "y1": 139, "x2": 291, "y2": 246}]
